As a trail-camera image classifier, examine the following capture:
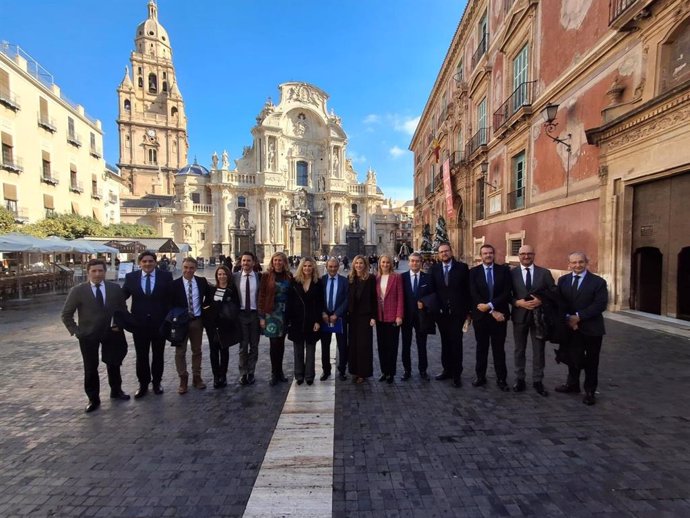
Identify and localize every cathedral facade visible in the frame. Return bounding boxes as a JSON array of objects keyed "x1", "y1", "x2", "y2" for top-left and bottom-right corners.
[{"x1": 118, "y1": 1, "x2": 385, "y2": 263}]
